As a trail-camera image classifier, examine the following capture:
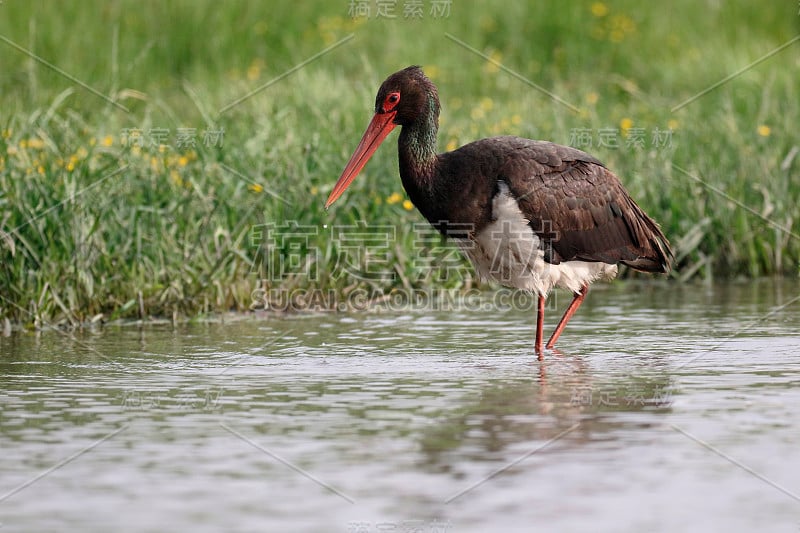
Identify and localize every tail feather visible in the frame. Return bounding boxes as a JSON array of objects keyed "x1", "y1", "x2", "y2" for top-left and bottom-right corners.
[{"x1": 622, "y1": 213, "x2": 673, "y2": 273}]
